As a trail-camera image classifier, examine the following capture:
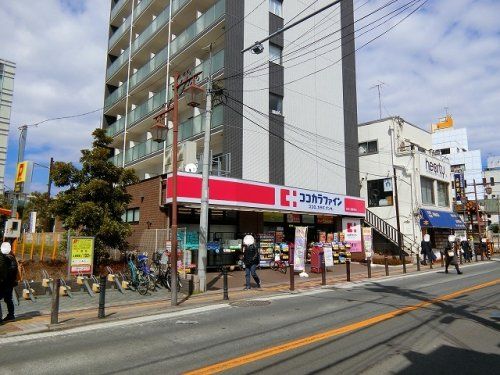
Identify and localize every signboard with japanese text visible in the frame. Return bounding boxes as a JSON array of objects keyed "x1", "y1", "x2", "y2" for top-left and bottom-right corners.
[
  {"x1": 342, "y1": 218, "x2": 362, "y2": 252},
  {"x1": 293, "y1": 226, "x2": 308, "y2": 271},
  {"x1": 164, "y1": 172, "x2": 366, "y2": 217},
  {"x1": 14, "y1": 161, "x2": 33, "y2": 193},
  {"x1": 69, "y1": 237, "x2": 94, "y2": 275},
  {"x1": 362, "y1": 227, "x2": 373, "y2": 259},
  {"x1": 453, "y1": 172, "x2": 465, "y2": 204}
]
